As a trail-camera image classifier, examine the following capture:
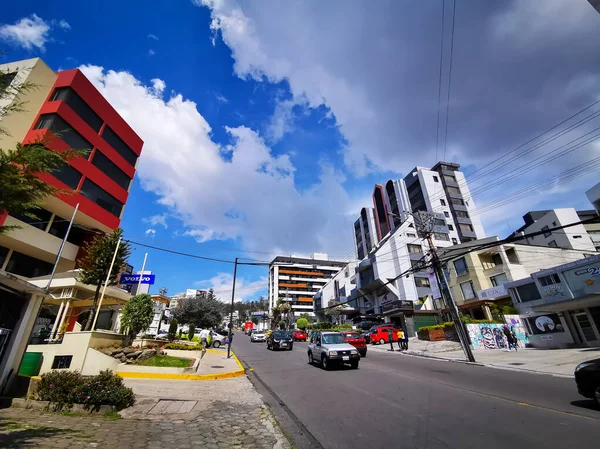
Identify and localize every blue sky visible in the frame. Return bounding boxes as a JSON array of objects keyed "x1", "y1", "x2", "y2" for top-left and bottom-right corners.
[{"x1": 2, "y1": 1, "x2": 599, "y2": 301}]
